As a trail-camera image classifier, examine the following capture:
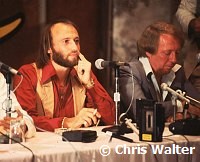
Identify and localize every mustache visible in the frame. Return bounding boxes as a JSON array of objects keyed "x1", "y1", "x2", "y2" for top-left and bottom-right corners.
[{"x1": 69, "y1": 52, "x2": 79, "y2": 58}]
